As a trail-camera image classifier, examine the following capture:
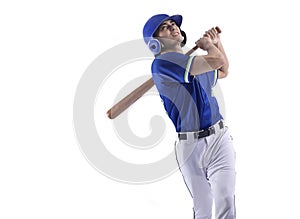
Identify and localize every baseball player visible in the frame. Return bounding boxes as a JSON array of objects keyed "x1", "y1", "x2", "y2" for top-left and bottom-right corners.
[{"x1": 143, "y1": 14, "x2": 236, "y2": 219}]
